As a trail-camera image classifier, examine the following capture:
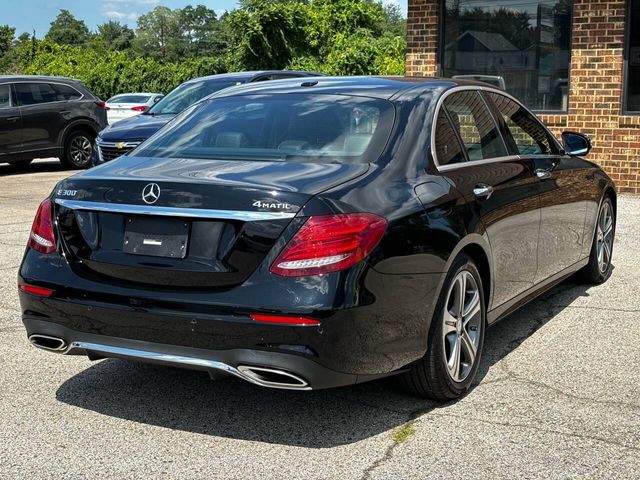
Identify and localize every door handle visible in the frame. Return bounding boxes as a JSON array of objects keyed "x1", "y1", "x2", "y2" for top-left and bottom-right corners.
[
  {"x1": 535, "y1": 169, "x2": 552, "y2": 180},
  {"x1": 473, "y1": 184, "x2": 494, "y2": 200},
  {"x1": 59, "y1": 110, "x2": 71, "y2": 115},
  {"x1": 5, "y1": 116, "x2": 19, "y2": 122}
]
